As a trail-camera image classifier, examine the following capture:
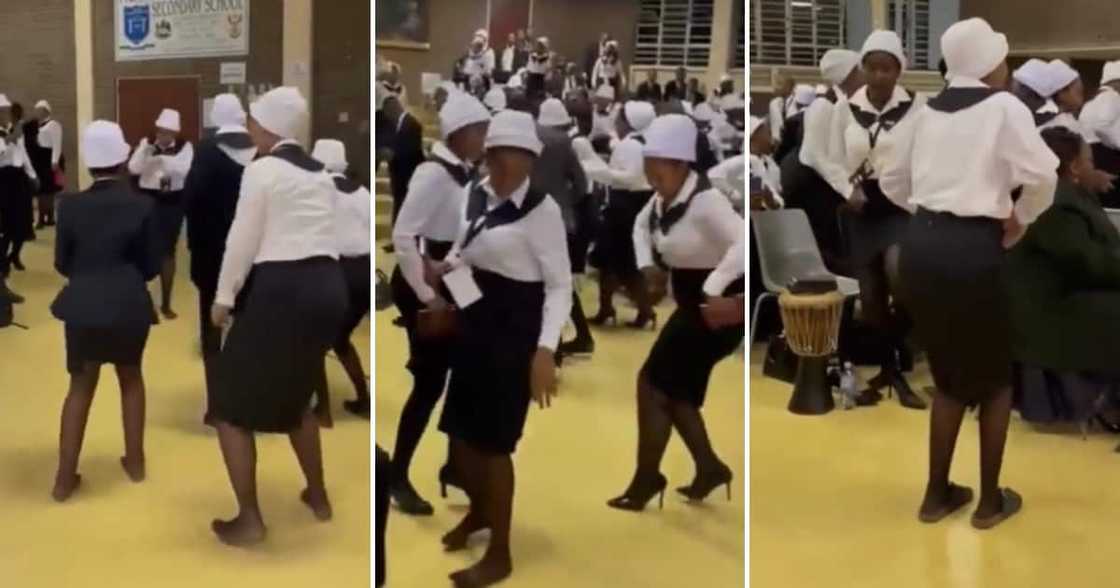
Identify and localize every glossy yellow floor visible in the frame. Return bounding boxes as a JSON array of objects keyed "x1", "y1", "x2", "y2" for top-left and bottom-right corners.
[
  {"x1": 0, "y1": 231, "x2": 370, "y2": 587},
  {"x1": 750, "y1": 345, "x2": 1120, "y2": 587},
  {"x1": 374, "y1": 253, "x2": 746, "y2": 587}
]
